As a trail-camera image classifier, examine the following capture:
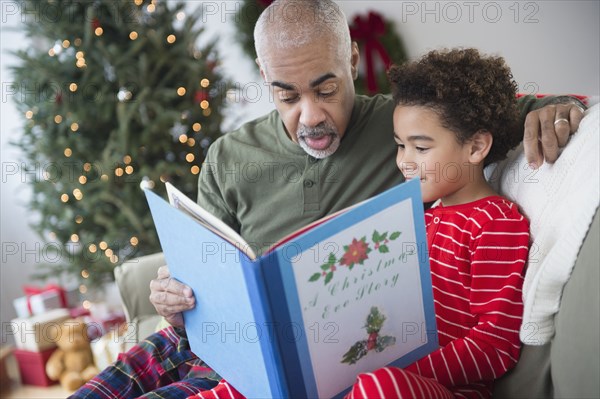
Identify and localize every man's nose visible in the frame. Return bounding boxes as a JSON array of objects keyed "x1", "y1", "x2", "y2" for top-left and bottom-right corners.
[{"x1": 299, "y1": 97, "x2": 327, "y2": 127}]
